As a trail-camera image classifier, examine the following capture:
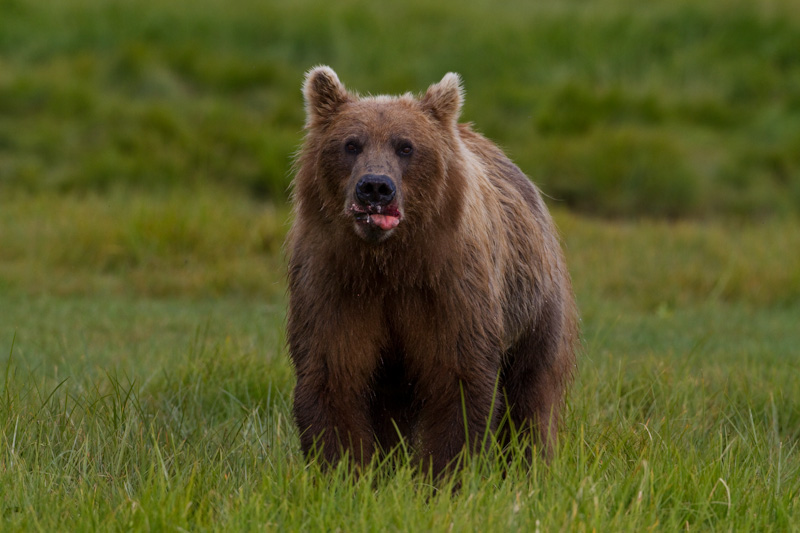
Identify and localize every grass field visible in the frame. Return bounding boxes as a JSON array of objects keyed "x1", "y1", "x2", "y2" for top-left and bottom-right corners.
[
  {"x1": 2, "y1": 0, "x2": 800, "y2": 216},
  {"x1": 2, "y1": 192, "x2": 799, "y2": 530},
  {"x1": 2, "y1": 0, "x2": 800, "y2": 529}
]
